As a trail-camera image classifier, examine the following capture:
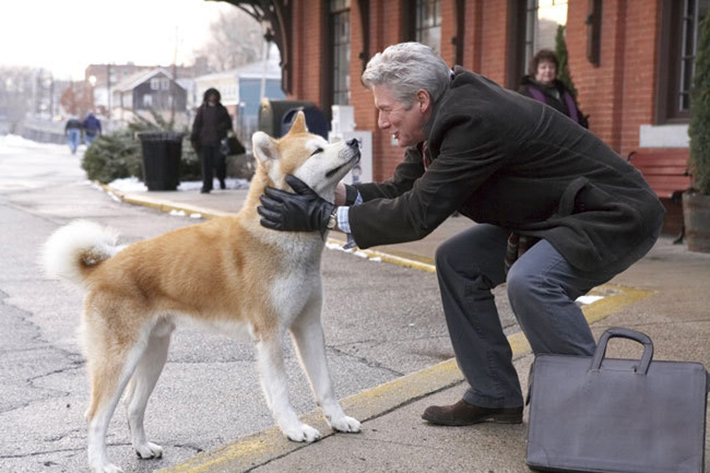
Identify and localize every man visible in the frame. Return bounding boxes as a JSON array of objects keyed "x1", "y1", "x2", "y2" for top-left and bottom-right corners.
[
  {"x1": 258, "y1": 42, "x2": 664, "y2": 426},
  {"x1": 190, "y1": 88, "x2": 233, "y2": 193},
  {"x1": 82, "y1": 113, "x2": 102, "y2": 145},
  {"x1": 64, "y1": 116, "x2": 83, "y2": 154}
]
